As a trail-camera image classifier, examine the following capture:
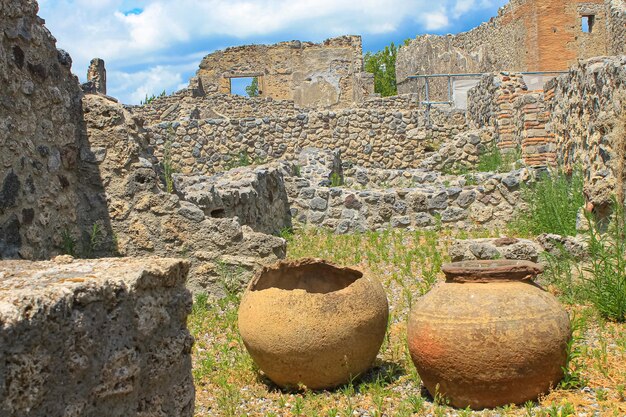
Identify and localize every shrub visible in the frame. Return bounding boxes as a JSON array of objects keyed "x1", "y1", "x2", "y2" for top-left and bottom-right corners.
[
  {"x1": 581, "y1": 200, "x2": 626, "y2": 322},
  {"x1": 512, "y1": 169, "x2": 584, "y2": 236},
  {"x1": 477, "y1": 143, "x2": 520, "y2": 173}
]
